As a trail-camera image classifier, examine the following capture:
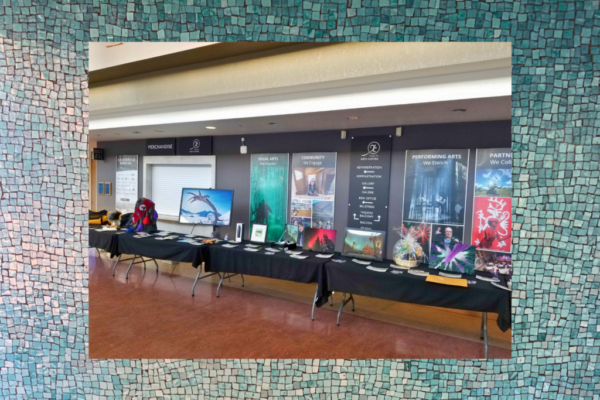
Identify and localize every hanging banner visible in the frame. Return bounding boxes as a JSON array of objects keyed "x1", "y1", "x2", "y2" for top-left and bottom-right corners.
[
  {"x1": 347, "y1": 135, "x2": 392, "y2": 232},
  {"x1": 249, "y1": 154, "x2": 289, "y2": 243},
  {"x1": 403, "y1": 149, "x2": 469, "y2": 225},
  {"x1": 402, "y1": 149, "x2": 469, "y2": 255},
  {"x1": 471, "y1": 148, "x2": 512, "y2": 255},
  {"x1": 115, "y1": 155, "x2": 138, "y2": 213},
  {"x1": 290, "y1": 152, "x2": 337, "y2": 230}
]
